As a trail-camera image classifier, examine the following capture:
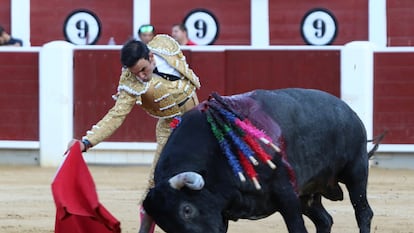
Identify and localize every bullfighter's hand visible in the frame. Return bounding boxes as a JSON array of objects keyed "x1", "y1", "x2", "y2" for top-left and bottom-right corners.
[{"x1": 65, "y1": 139, "x2": 85, "y2": 155}]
